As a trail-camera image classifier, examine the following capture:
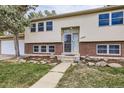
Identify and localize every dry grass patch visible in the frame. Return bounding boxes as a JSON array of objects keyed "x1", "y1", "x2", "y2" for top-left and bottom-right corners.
[{"x1": 57, "y1": 64, "x2": 124, "y2": 88}]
